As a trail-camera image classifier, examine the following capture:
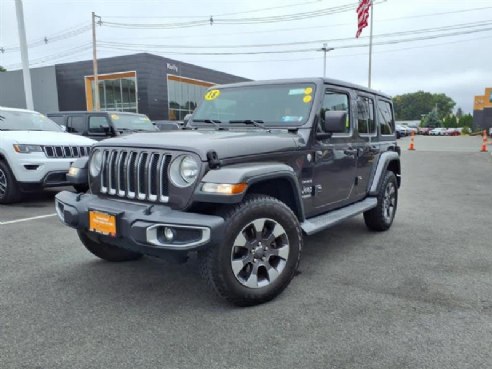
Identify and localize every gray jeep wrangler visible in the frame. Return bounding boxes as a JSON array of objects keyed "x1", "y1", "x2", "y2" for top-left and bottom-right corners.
[{"x1": 55, "y1": 78, "x2": 401, "y2": 306}]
